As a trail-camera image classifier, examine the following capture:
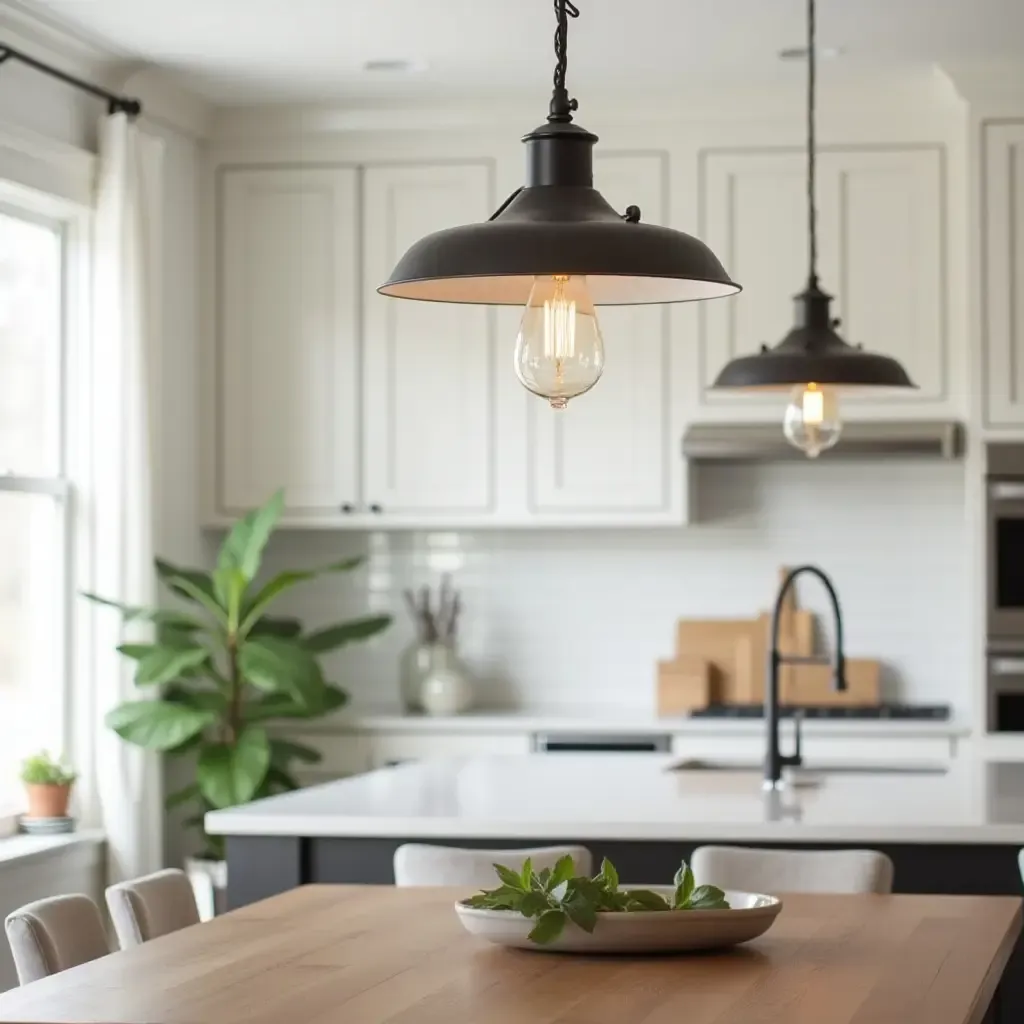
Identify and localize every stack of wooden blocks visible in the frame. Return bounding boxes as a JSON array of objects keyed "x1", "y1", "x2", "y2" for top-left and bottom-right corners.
[{"x1": 656, "y1": 567, "x2": 881, "y2": 716}]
